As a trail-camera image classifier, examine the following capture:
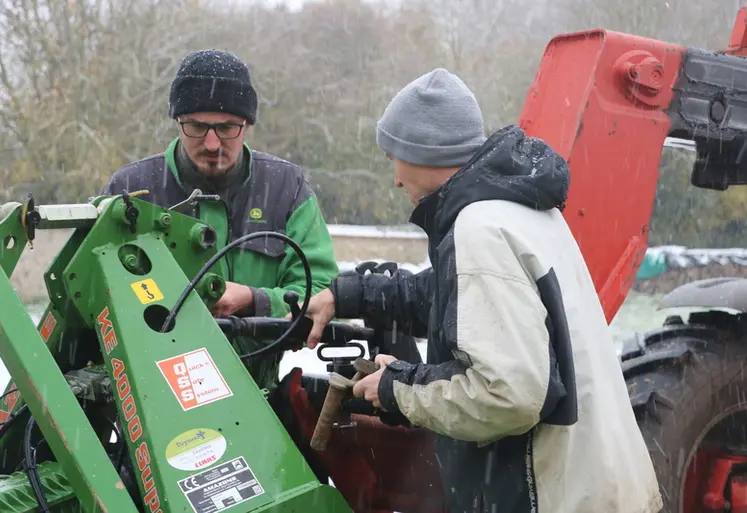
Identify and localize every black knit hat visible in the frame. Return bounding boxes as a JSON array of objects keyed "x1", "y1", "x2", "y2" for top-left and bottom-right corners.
[{"x1": 168, "y1": 50, "x2": 258, "y2": 125}]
